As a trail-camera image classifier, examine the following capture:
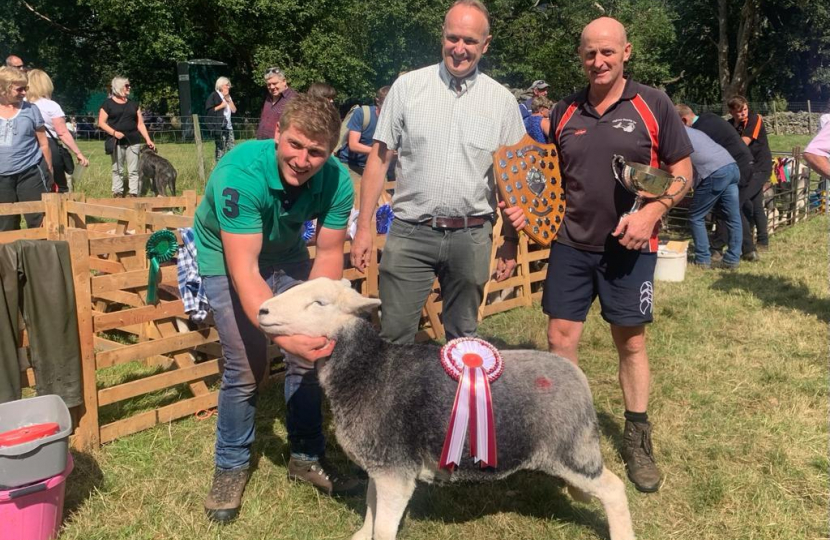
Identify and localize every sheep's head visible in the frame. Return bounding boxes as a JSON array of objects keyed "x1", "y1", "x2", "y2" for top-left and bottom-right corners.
[{"x1": 258, "y1": 278, "x2": 381, "y2": 338}]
